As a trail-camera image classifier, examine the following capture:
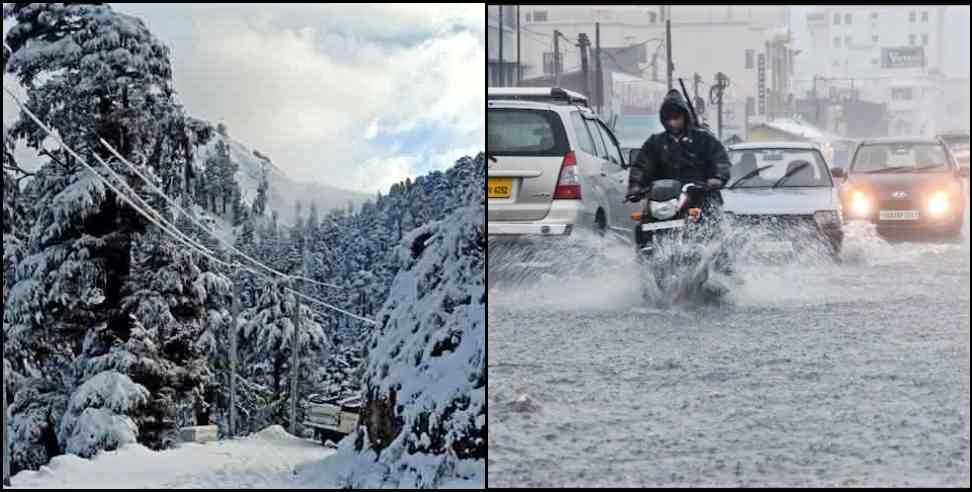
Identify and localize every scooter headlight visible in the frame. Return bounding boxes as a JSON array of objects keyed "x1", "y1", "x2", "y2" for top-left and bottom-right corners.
[{"x1": 650, "y1": 198, "x2": 680, "y2": 220}]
